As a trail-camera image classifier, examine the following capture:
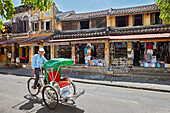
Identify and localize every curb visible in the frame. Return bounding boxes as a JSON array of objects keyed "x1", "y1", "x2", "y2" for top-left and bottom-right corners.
[
  {"x1": 72, "y1": 79, "x2": 170, "y2": 93},
  {"x1": 0, "y1": 71, "x2": 170, "y2": 93}
]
